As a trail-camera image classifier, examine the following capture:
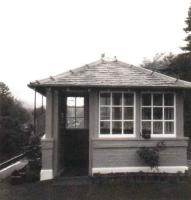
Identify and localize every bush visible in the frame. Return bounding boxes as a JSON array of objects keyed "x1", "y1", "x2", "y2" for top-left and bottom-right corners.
[
  {"x1": 137, "y1": 141, "x2": 166, "y2": 169},
  {"x1": 137, "y1": 147, "x2": 159, "y2": 169}
]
